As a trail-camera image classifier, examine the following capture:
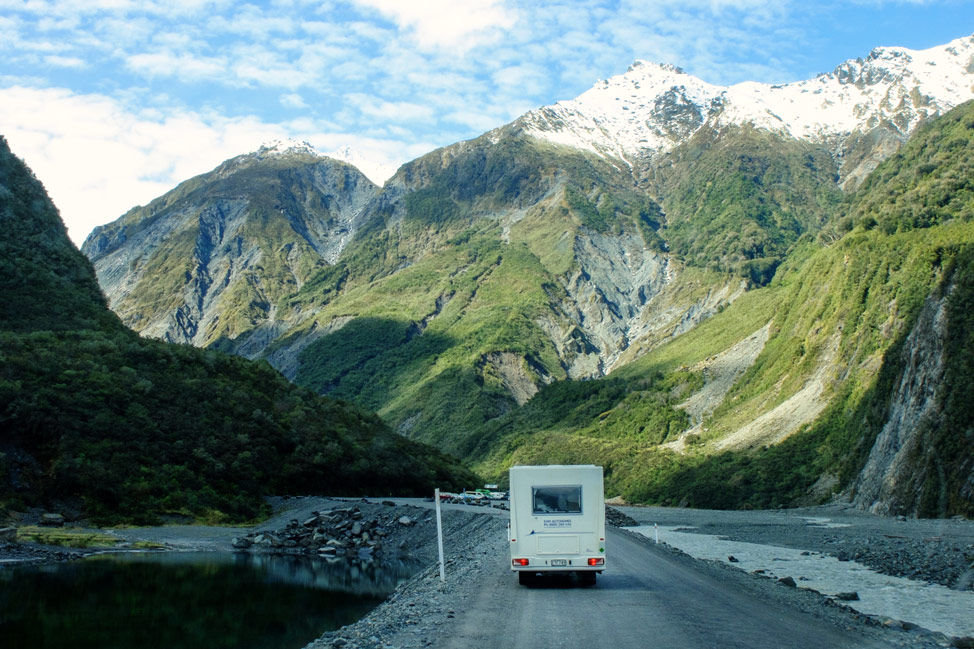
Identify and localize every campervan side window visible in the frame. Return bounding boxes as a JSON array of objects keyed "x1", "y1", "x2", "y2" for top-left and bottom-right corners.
[{"x1": 532, "y1": 485, "x2": 582, "y2": 514}]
